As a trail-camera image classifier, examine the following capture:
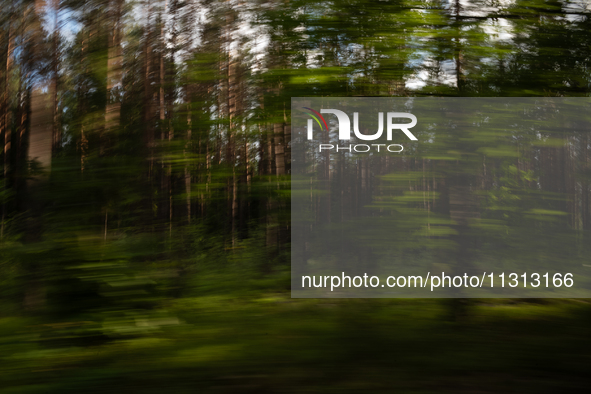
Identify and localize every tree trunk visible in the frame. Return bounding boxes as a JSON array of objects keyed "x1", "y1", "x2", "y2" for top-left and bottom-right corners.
[{"x1": 105, "y1": 0, "x2": 123, "y2": 135}]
